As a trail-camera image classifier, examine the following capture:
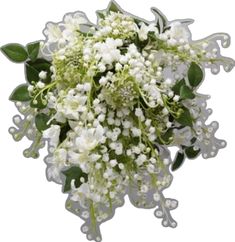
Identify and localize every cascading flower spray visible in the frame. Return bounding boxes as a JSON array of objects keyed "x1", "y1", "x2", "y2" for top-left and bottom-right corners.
[{"x1": 1, "y1": 1, "x2": 234, "y2": 241}]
